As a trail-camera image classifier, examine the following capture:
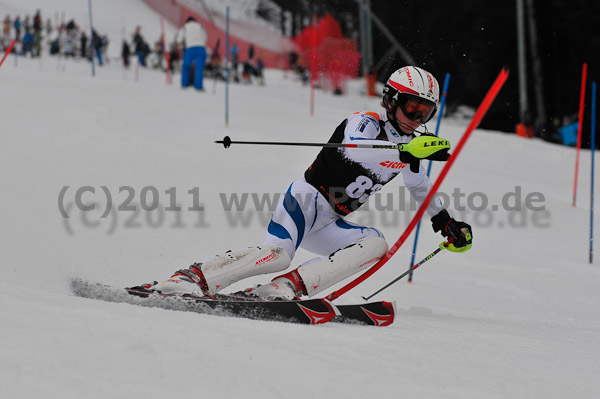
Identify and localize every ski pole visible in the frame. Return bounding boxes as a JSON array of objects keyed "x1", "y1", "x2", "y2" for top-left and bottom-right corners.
[
  {"x1": 362, "y1": 242, "x2": 447, "y2": 301},
  {"x1": 215, "y1": 135, "x2": 450, "y2": 158},
  {"x1": 216, "y1": 135, "x2": 397, "y2": 149}
]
